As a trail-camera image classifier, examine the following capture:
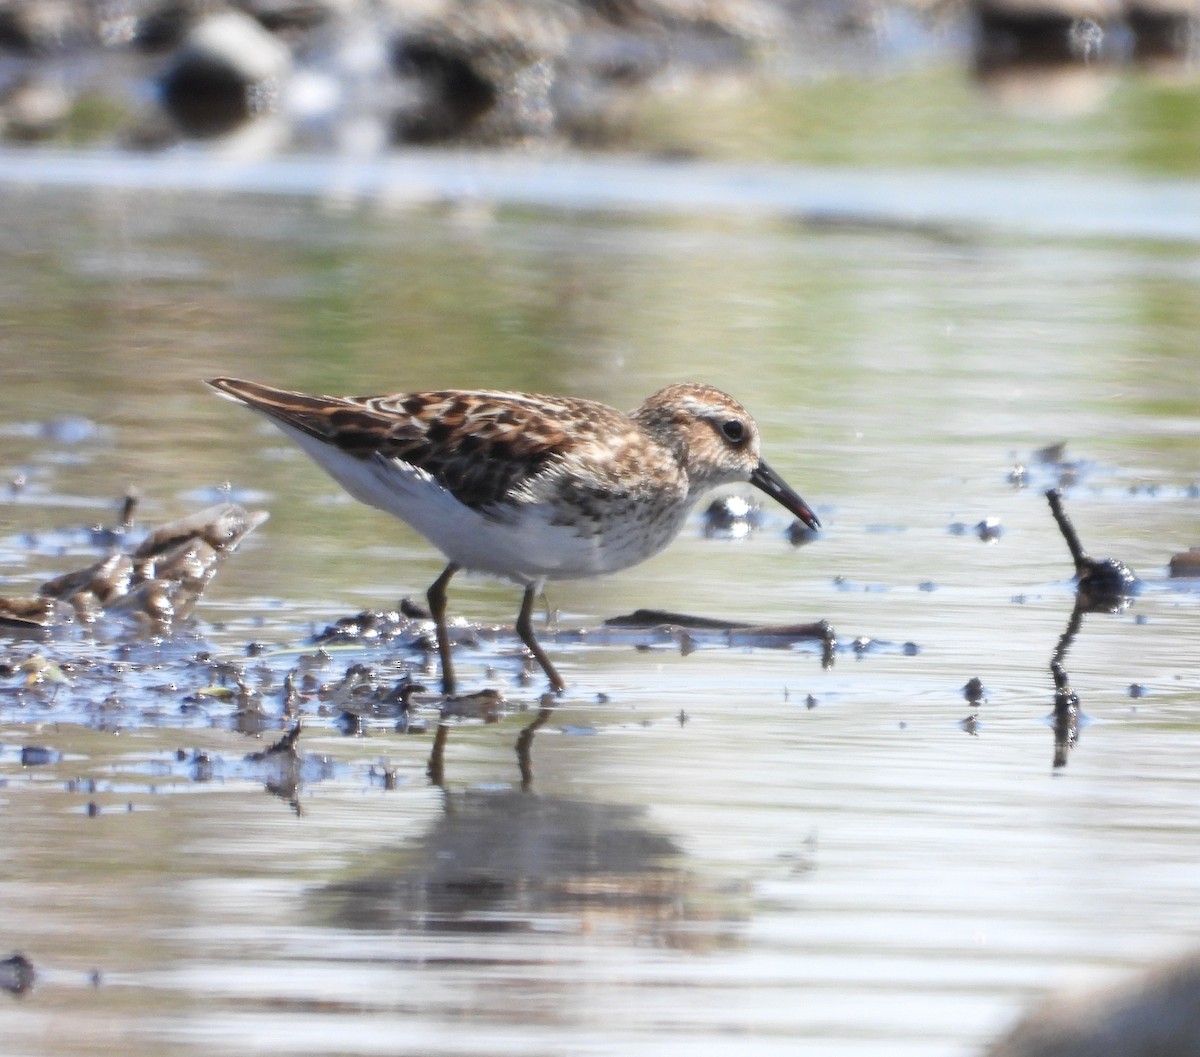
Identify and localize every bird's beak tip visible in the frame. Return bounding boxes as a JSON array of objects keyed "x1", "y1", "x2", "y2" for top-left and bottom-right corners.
[{"x1": 750, "y1": 459, "x2": 820, "y2": 532}]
